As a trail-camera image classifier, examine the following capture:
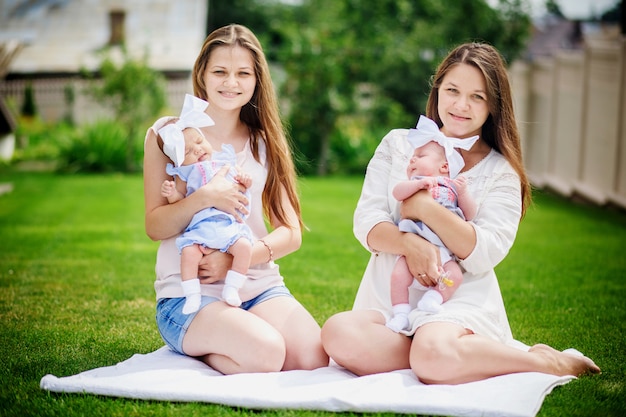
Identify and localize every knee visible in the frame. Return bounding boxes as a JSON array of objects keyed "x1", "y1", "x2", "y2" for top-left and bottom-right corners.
[
  {"x1": 291, "y1": 342, "x2": 329, "y2": 371},
  {"x1": 245, "y1": 333, "x2": 287, "y2": 373},
  {"x1": 284, "y1": 326, "x2": 328, "y2": 371},
  {"x1": 321, "y1": 312, "x2": 350, "y2": 358},
  {"x1": 321, "y1": 312, "x2": 366, "y2": 367},
  {"x1": 410, "y1": 335, "x2": 459, "y2": 384}
]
